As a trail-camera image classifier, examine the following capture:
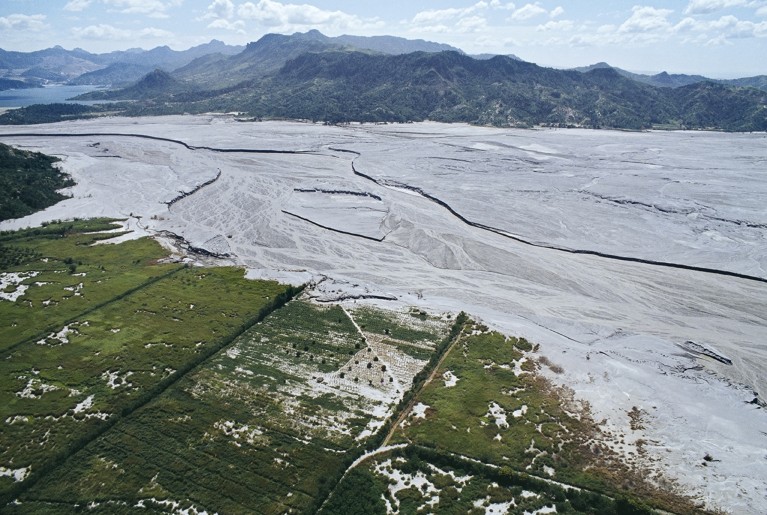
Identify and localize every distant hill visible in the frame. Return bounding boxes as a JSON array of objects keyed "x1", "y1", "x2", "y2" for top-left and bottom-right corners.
[
  {"x1": 174, "y1": 30, "x2": 465, "y2": 88},
  {"x1": 0, "y1": 78, "x2": 39, "y2": 91},
  {"x1": 334, "y1": 34, "x2": 460, "y2": 54},
  {"x1": 67, "y1": 63, "x2": 156, "y2": 87},
  {"x1": 0, "y1": 40, "x2": 243, "y2": 85},
  {"x1": 75, "y1": 69, "x2": 195, "y2": 101},
  {"x1": 574, "y1": 62, "x2": 767, "y2": 92}
]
